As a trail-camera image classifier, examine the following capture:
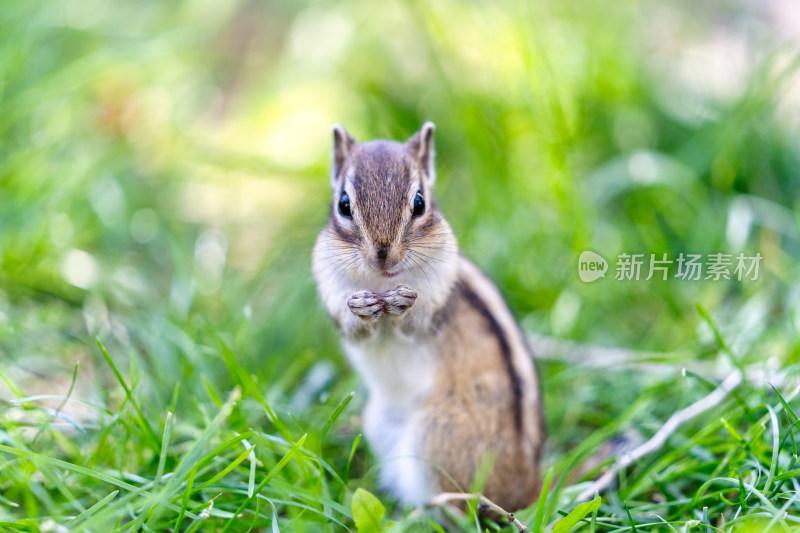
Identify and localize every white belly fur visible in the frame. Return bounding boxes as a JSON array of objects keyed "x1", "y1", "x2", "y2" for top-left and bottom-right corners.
[{"x1": 342, "y1": 330, "x2": 437, "y2": 506}]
